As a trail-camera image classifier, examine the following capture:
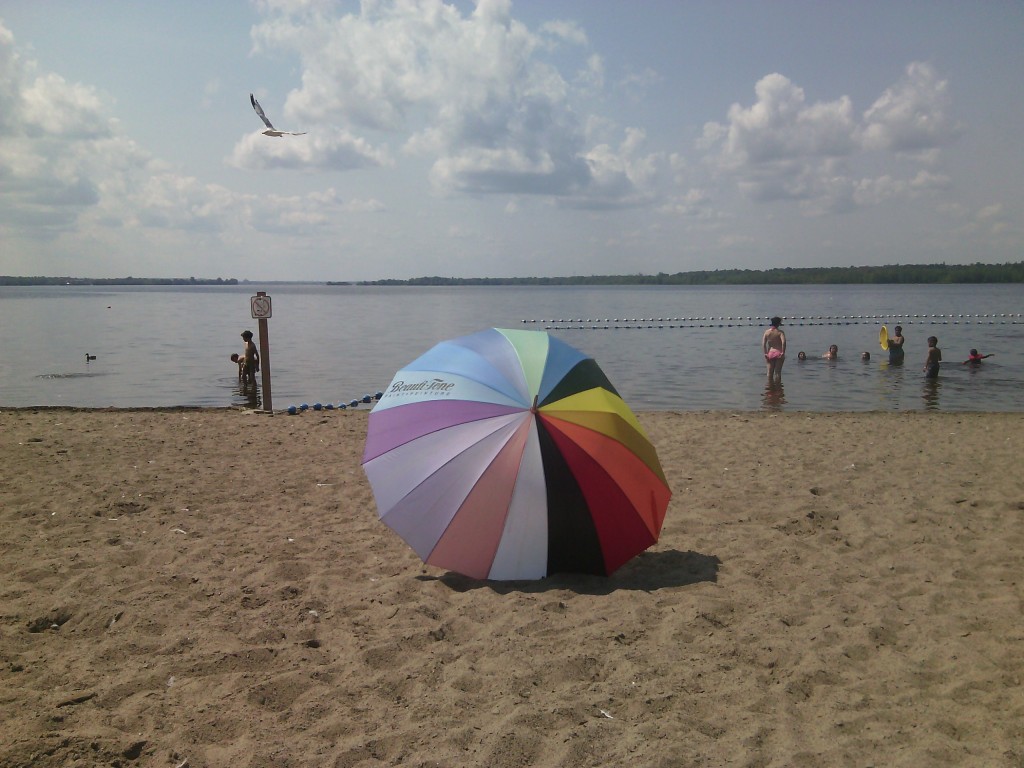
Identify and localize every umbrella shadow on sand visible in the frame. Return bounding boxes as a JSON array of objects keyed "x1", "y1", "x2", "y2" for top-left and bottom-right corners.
[{"x1": 424, "y1": 549, "x2": 720, "y2": 595}]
